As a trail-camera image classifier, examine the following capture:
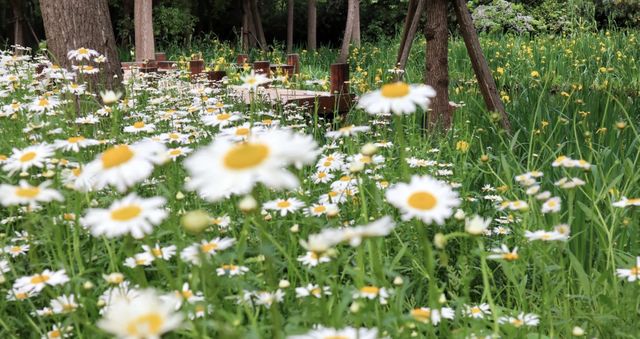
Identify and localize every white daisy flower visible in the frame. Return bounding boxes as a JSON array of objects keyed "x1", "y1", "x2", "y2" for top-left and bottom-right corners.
[
  {"x1": 53, "y1": 136, "x2": 100, "y2": 152},
  {"x1": 498, "y1": 312, "x2": 540, "y2": 327},
  {"x1": 80, "y1": 193, "x2": 168, "y2": 239},
  {"x1": 353, "y1": 286, "x2": 390, "y2": 304},
  {"x1": 263, "y1": 197, "x2": 305, "y2": 216},
  {"x1": 166, "y1": 147, "x2": 192, "y2": 161},
  {"x1": 297, "y1": 251, "x2": 332, "y2": 267},
  {"x1": 13, "y1": 269, "x2": 69, "y2": 293},
  {"x1": 2, "y1": 143, "x2": 54, "y2": 174},
  {"x1": 184, "y1": 129, "x2": 318, "y2": 202},
  {"x1": 201, "y1": 112, "x2": 242, "y2": 127},
  {"x1": 216, "y1": 264, "x2": 249, "y2": 276},
  {"x1": 410, "y1": 306, "x2": 455, "y2": 324},
  {"x1": 50, "y1": 294, "x2": 79, "y2": 314},
  {"x1": 142, "y1": 244, "x2": 177, "y2": 260},
  {"x1": 463, "y1": 303, "x2": 491, "y2": 318},
  {"x1": 541, "y1": 196, "x2": 562, "y2": 213},
  {"x1": 98, "y1": 288, "x2": 183, "y2": 338},
  {"x1": 385, "y1": 175, "x2": 460, "y2": 225},
  {"x1": 0, "y1": 180, "x2": 63, "y2": 207},
  {"x1": 67, "y1": 47, "x2": 99, "y2": 61},
  {"x1": 616, "y1": 256, "x2": 640, "y2": 282},
  {"x1": 287, "y1": 326, "x2": 379, "y2": 339},
  {"x1": 358, "y1": 81, "x2": 436, "y2": 115},
  {"x1": 78, "y1": 140, "x2": 167, "y2": 192},
  {"x1": 325, "y1": 125, "x2": 370, "y2": 139},
  {"x1": 295, "y1": 284, "x2": 331, "y2": 298},
  {"x1": 613, "y1": 197, "x2": 640, "y2": 208},
  {"x1": 180, "y1": 237, "x2": 235, "y2": 265},
  {"x1": 487, "y1": 244, "x2": 519, "y2": 261}
]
